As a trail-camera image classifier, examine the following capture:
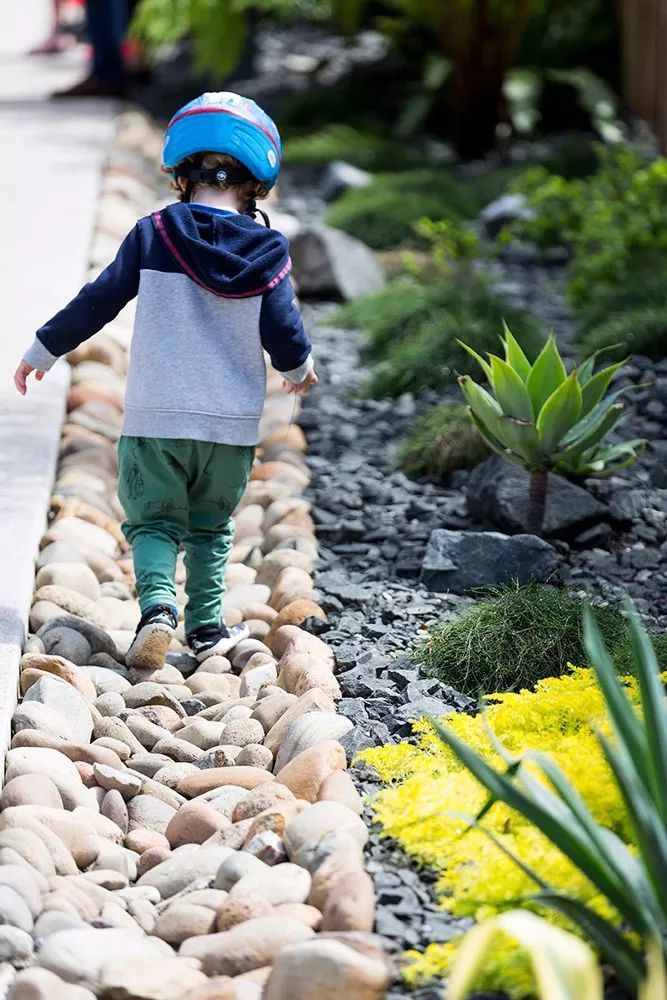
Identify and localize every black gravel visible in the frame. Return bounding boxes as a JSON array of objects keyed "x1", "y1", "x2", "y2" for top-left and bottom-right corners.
[
  {"x1": 289, "y1": 159, "x2": 667, "y2": 997},
  {"x1": 298, "y1": 280, "x2": 666, "y2": 994}
]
